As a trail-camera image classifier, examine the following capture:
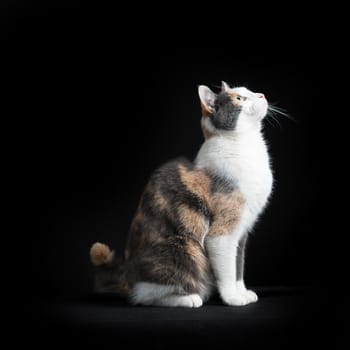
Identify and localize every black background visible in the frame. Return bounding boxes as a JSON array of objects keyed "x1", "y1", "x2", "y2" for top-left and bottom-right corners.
[{"x1": 3, "y1": 1, "x2": 345, "y2": 348}]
